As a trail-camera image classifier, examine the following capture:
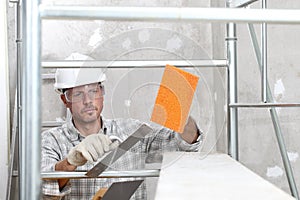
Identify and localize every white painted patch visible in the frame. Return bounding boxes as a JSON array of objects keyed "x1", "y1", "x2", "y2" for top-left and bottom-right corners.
[
  {"x1": 65, "y1": 52, "x2": 92, "y2": 60},
  {"x1": 122, "y1": 38, "x2": 131, "y2": 50},
  {"x1": 274, "y1": 79, "x2": 285, "y2": 100},
  {"x1": 266, "y1": 166, "x2": 283, "y2": 178},
  {"x1": 166, "y1": 36, "x2": 182, "y2": 51},
  {"x1": 138, "y1": 29, "x2": 150, "y2": 43},
  {"x1": 88, "y1": 28, "x2": 102, "y2": 47},
  {"x1": 214, "y1": 92, "x2": 217, "y2": 101},
  {"x1": 124, "y1": 100, "x2": 131, "y2": 107},
  {"x1": 288, "y1": 152, "x2": 299, "y2": 162}
]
